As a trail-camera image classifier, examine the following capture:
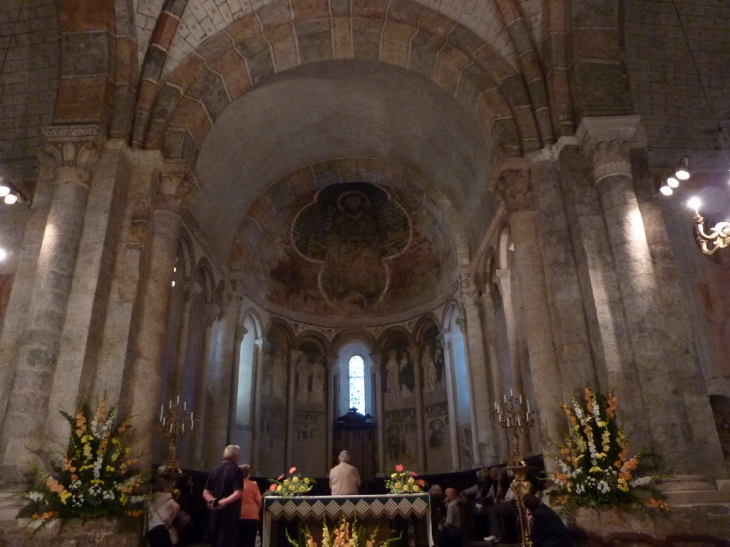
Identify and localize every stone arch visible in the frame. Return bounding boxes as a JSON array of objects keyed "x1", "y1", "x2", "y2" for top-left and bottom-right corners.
[
  {"x1": 331, "y1": 330, "x2": 378, "y2": 354},
  {"x1": 195, "y1": 256, "x2": 215, "y2": 303},
  {"x1": 441, "y1": 299, "x2": 461, "y2": 330},
  {"x1": 413, "y1": 314, "x2": 441, "y2": 345},
  {"x1": 140, "y1": 0, "x2": 542, "y2": 158},
  {"x1": 376, "y1": 325, "x2": 414, "y2": 351},
  {"x1": 240, "y1": 306, "x2": 264, "y2": 339},
  {"x1": 177, "y1": 226, "x2": 195, "y2": 279},
  {"x1": 293, "y1": 331, "x2": 330, "y2": 354}
]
